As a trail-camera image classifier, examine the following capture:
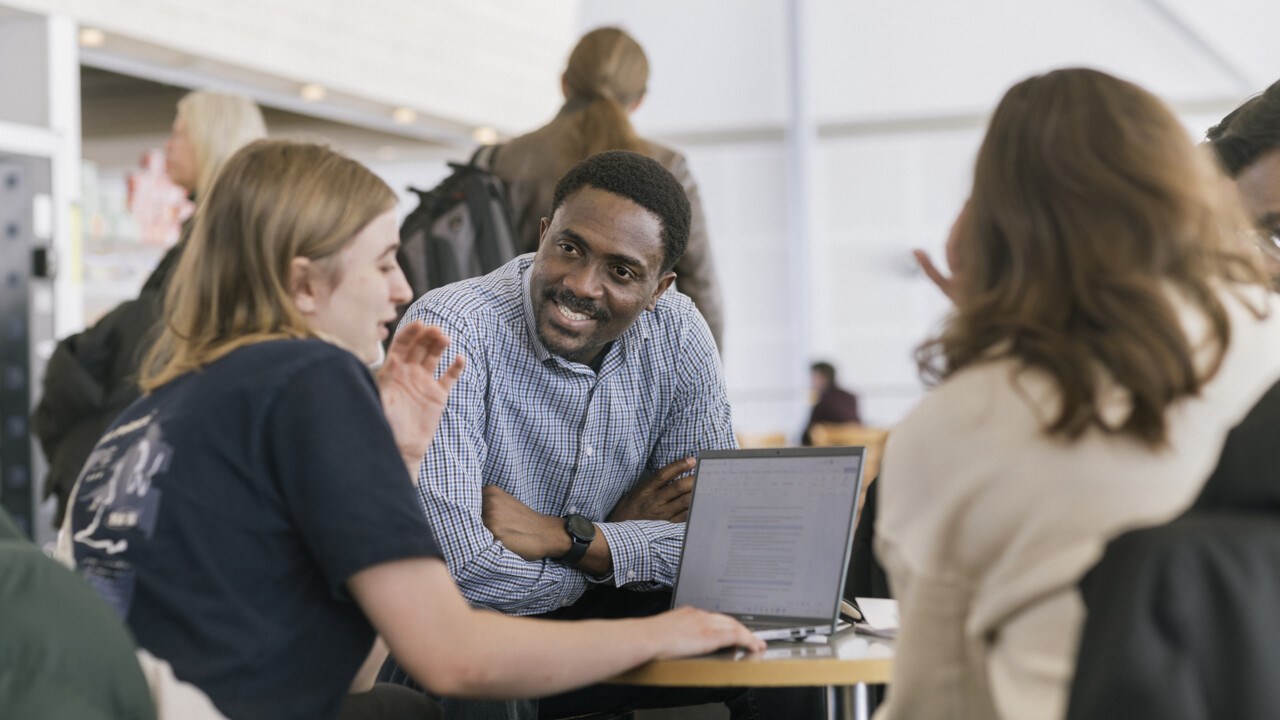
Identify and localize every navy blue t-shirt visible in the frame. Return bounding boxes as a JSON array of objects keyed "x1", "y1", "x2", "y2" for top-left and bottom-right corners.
[{"x1": 71, "y1": 339, "x2": 441, "y2": 720}]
